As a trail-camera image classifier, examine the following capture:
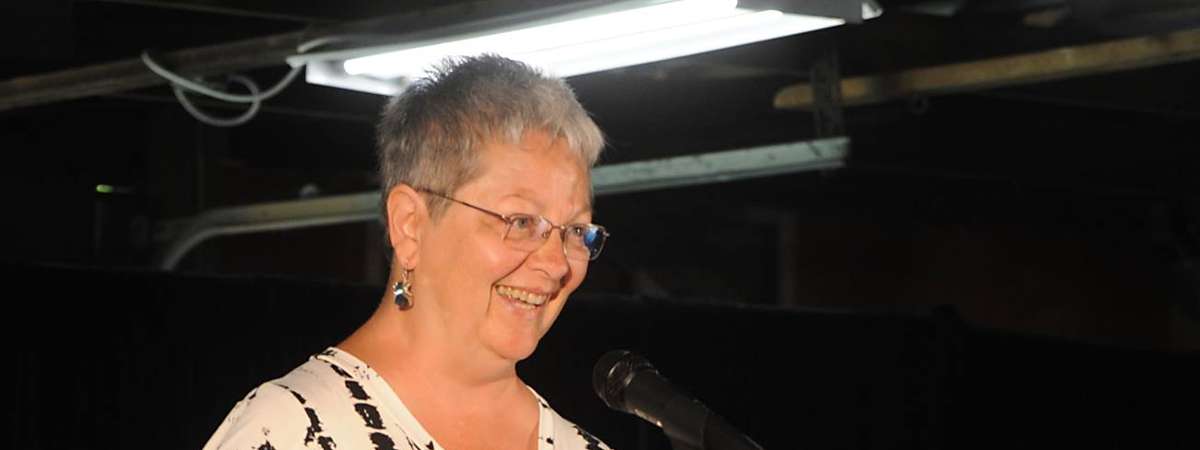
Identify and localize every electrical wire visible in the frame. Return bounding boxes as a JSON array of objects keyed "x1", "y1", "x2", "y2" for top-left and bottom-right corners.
[
  {"x1": 142, "y1": 51, "x2": 303, "y2": 103},
  {"x1": 172, "y1": 74, "x2": 262, "y2": 127},
  {"x1": 139, "y1": 36, "x2": 344, "y2": 127},
  {"x1": 140, "y1": 35, "x2": 397, "y2": 127},
  {"x1": 296, "y1": 35, "x2": 363, "y2": 53}
]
